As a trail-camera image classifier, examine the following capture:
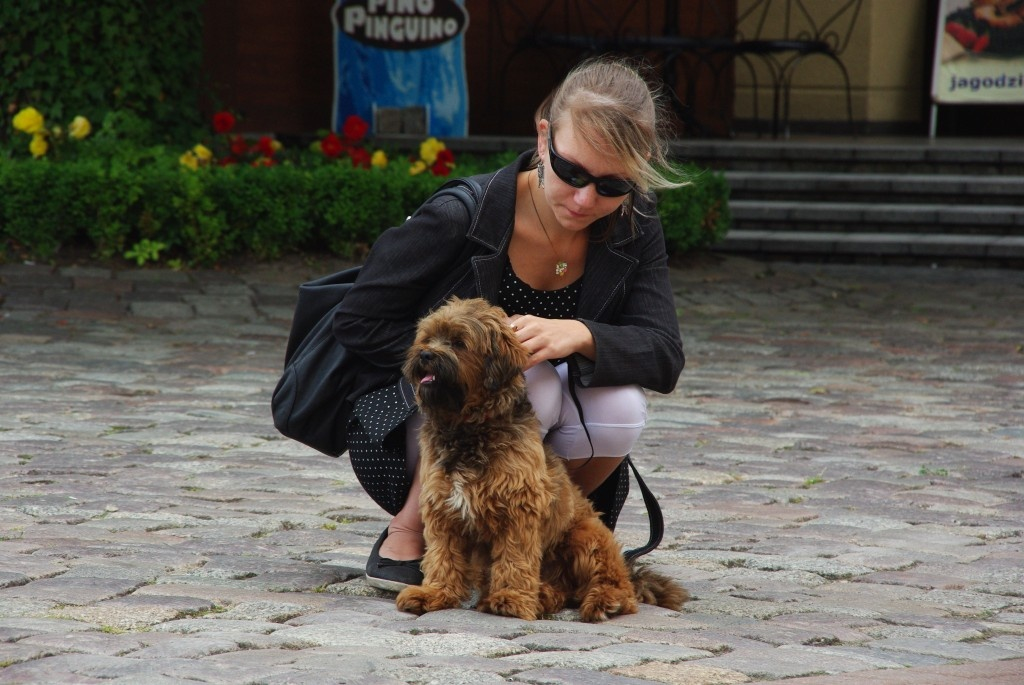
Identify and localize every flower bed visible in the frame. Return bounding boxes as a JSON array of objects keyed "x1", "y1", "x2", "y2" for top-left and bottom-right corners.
[{"x1": 1, "y1": 110, "x2": 730, "y2": 266}]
